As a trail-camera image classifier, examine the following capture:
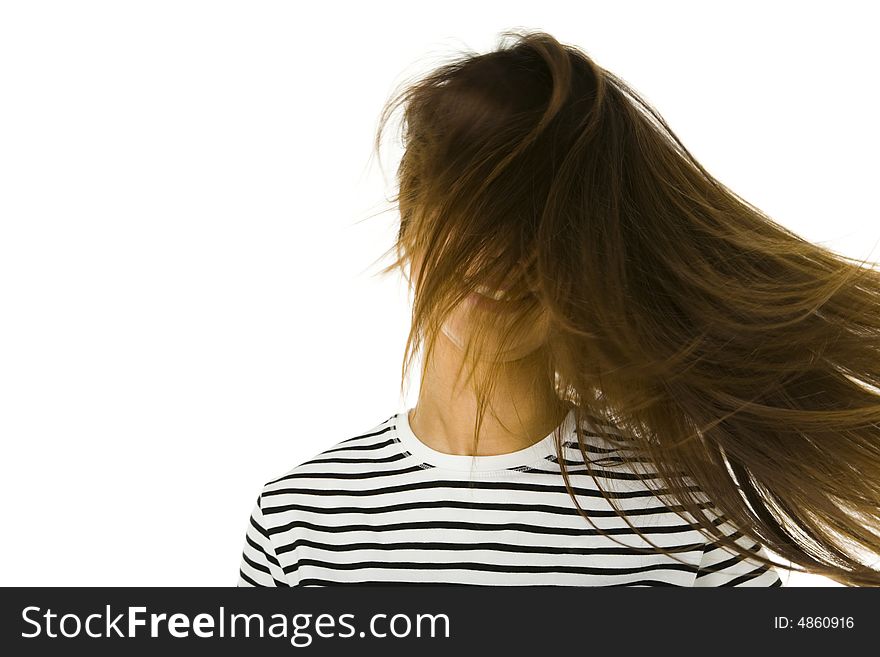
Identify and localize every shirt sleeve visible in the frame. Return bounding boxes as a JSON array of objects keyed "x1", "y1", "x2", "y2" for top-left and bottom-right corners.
[
  {"x1": 693, "y1": 530, "x2": 784, "y2": 587},
  {"x1": 236, "y1": 492, "x2": 289, "y2": 587}
]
